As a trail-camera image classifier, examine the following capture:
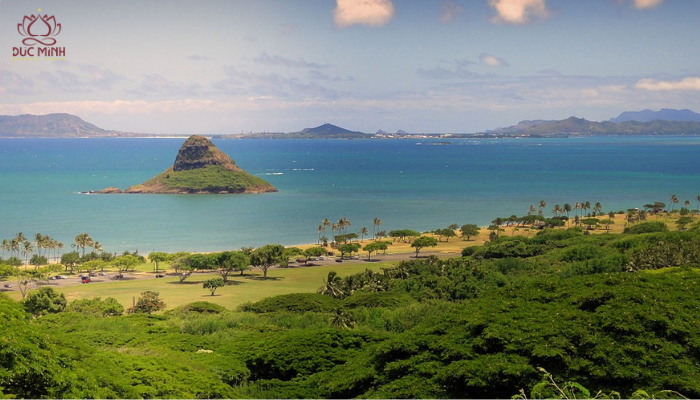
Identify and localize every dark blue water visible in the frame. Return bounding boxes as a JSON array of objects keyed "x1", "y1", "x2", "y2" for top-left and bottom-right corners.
[{"x1": 1, "y1": 137, "x2": 698, "y2": 253}]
